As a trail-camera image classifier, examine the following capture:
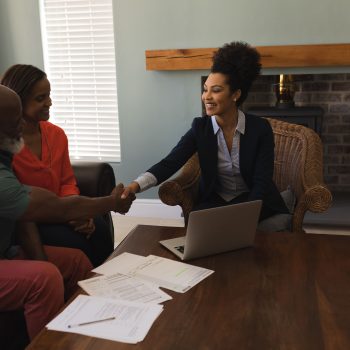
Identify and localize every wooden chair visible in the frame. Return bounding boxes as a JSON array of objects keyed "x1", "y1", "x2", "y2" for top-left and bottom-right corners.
[{"x1": 158, "y1": 118, "x2": 332, "y2": 233}]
